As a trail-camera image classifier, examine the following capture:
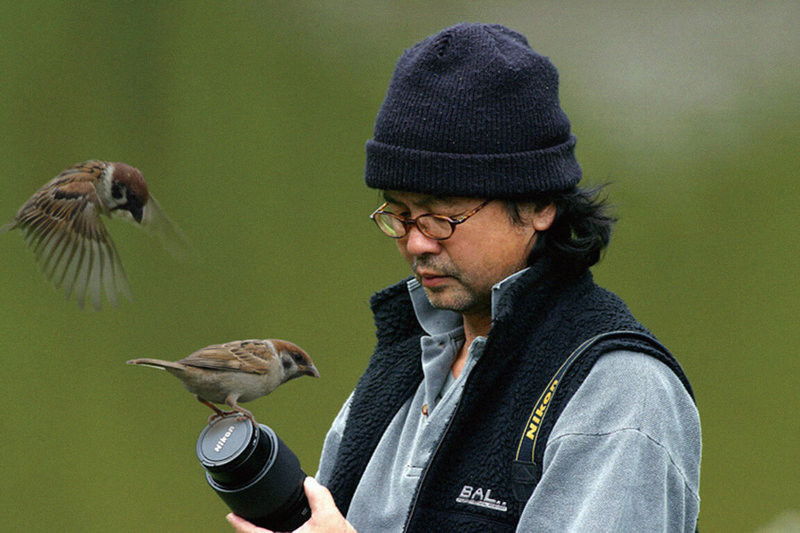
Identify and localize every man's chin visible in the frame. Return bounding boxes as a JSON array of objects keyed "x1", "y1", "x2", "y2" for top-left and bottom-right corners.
[{"x1": 423, "y1": 288, "x2": 471, "y2": 314}]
